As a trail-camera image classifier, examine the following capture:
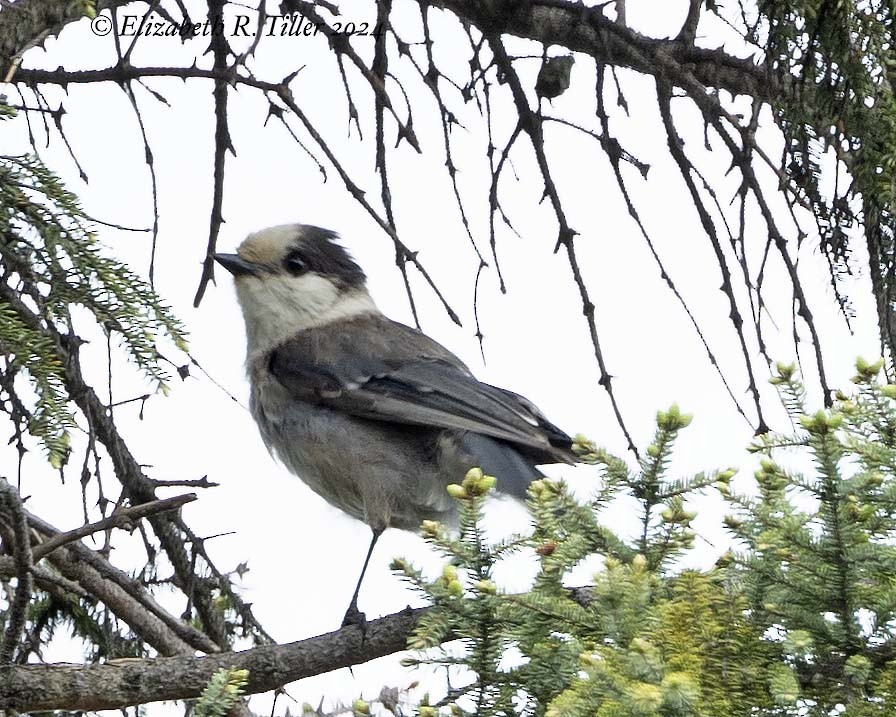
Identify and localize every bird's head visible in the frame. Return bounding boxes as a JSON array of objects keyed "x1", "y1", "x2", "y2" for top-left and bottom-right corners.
[{"x1": 215, "y1": 224, "x2": 376, "y2": 354}]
